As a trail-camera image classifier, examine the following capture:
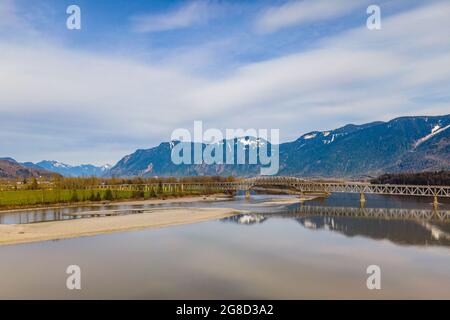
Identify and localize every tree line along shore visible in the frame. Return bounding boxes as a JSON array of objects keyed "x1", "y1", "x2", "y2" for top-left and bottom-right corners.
[
  {"x1": 0, "y1": 176, "x2": 235, "y2": 209},
  {"x1": 370, "y1": 171, "x2": 450, "y2": 186}
]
